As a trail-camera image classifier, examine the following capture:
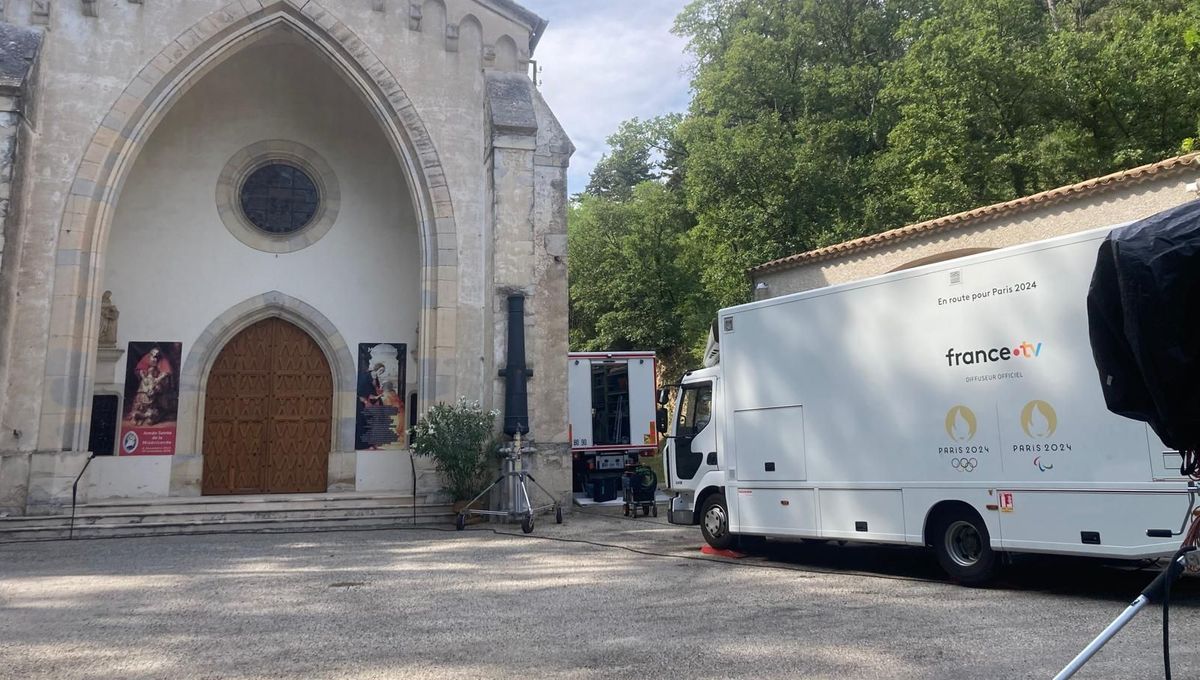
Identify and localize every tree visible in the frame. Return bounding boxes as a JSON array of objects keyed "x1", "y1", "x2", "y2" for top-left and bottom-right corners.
[
  {"x1": 584, "y1": 115, "x2": 686, "y2": 200},
  {"x1": 568, "y1": 182, "x2": 709, "y2": 375},
  {"x1": 567, "y1": 0, "x2": 1200, "y2": 377},
  {"x1": 674, "y1": 0, "x2": 918, "y2": 307},
  {"x1": 880, "y1": 0, "x2": 1200, "y2": 222}
]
